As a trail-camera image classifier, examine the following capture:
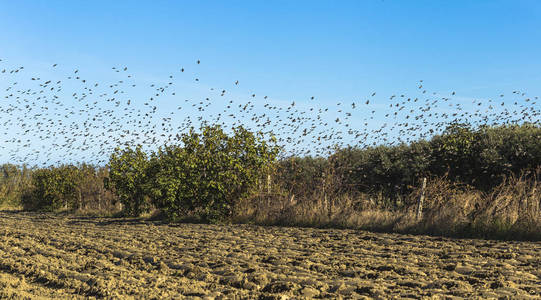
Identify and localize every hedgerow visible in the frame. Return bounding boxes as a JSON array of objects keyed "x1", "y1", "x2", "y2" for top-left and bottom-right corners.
[{"x1": 11, "y1": 123, "x2": 540, "y2": 225}]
